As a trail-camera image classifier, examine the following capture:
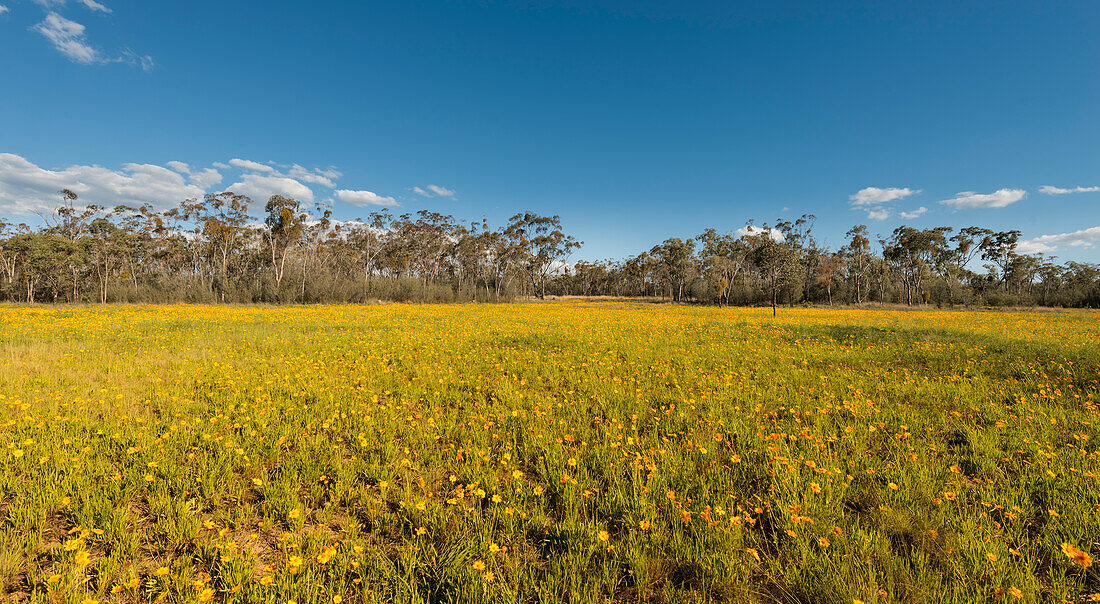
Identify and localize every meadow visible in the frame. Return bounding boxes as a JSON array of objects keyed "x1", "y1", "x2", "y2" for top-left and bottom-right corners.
[{"x1": 1, "y1": 301, "x2": 1098, "y2": 604}]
